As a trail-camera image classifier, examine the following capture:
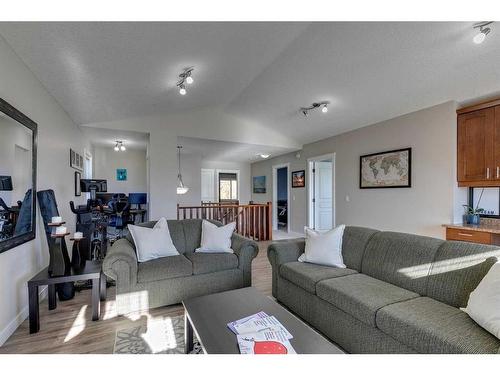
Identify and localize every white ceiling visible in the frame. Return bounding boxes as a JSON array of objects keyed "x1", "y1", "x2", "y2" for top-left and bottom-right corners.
[
  {"x1": 0, "y1": 22, "x2": 307, "y2": 124},
  {"x1": 1, "y1": 22, "x2": 500, "y2": 146},
  {"x1": 81, "y1": 127, "x2": 149, "y2": 150},
  {"x1": 178, "y1": 136, "x2": 294, "y2": 163}
]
